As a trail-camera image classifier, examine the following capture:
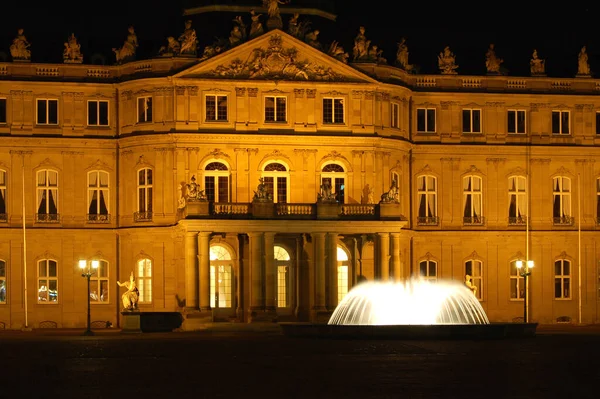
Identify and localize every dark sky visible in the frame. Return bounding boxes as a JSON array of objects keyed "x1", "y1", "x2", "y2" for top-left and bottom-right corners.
[{"x1": 1, "y1": 1, "x2": 598, "y2": 78}]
